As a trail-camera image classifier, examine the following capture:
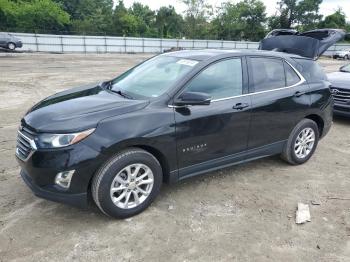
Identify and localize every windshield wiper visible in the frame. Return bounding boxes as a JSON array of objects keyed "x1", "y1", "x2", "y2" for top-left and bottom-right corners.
[
  {"x1": 103, "y1": 81, "x2": 133, "y2": 99},
  {"x1": 110, "y1": 89, "x2": 134, "y2": 99}
]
